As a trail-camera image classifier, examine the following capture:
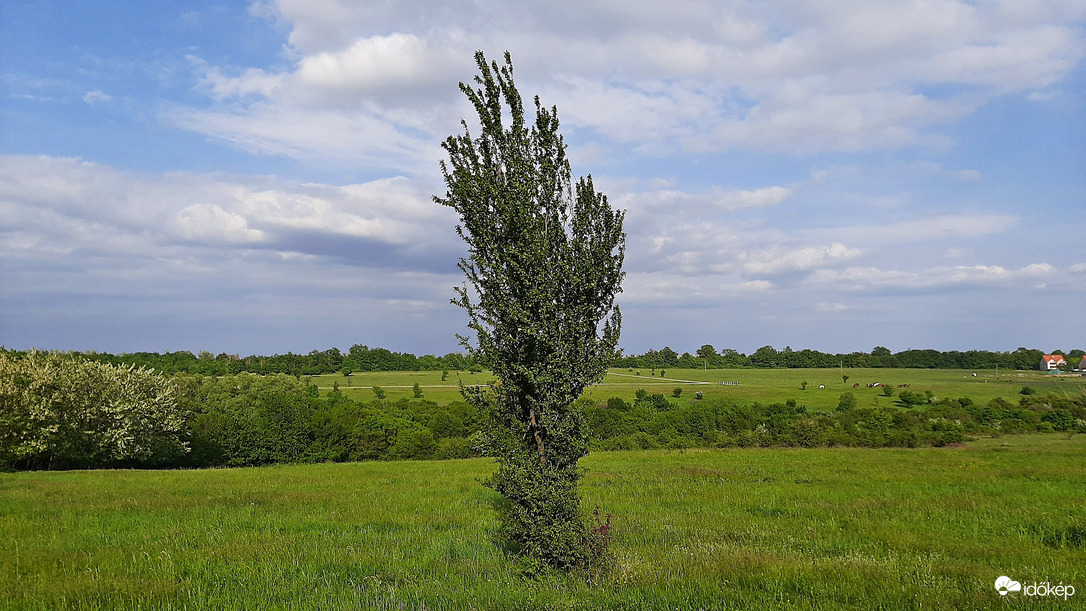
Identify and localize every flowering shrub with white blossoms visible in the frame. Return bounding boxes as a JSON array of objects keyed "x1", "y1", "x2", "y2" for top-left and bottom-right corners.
[{"x1": 0, "y1": 351, "x2": 188, "y2": 469}]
